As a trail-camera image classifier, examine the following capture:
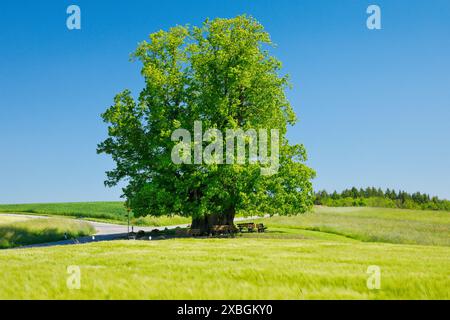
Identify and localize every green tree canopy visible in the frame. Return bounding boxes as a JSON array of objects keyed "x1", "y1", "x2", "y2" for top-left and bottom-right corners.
[{"x1": 97, "y1": 16, "x2": 315, "y2": 232}]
